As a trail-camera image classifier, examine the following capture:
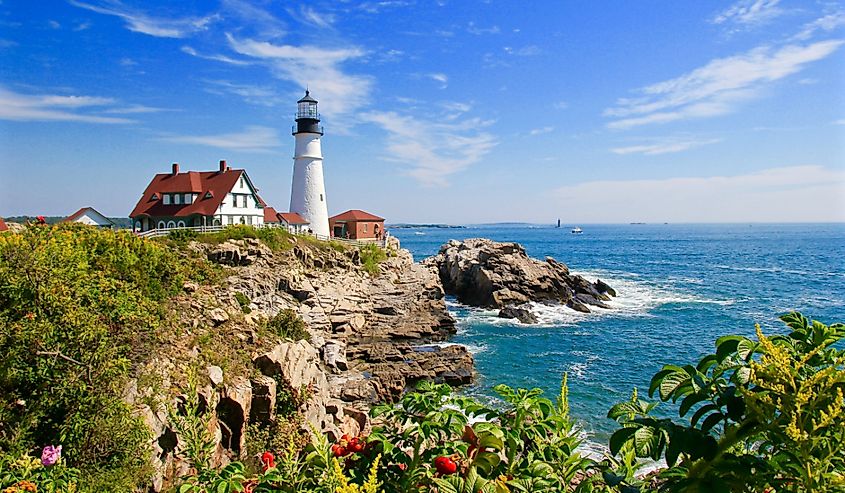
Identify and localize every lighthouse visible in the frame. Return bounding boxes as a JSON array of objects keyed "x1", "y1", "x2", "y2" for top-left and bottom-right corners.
[{"x1": 290, "y1": 90, "x2": 330, "y2": 237}]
